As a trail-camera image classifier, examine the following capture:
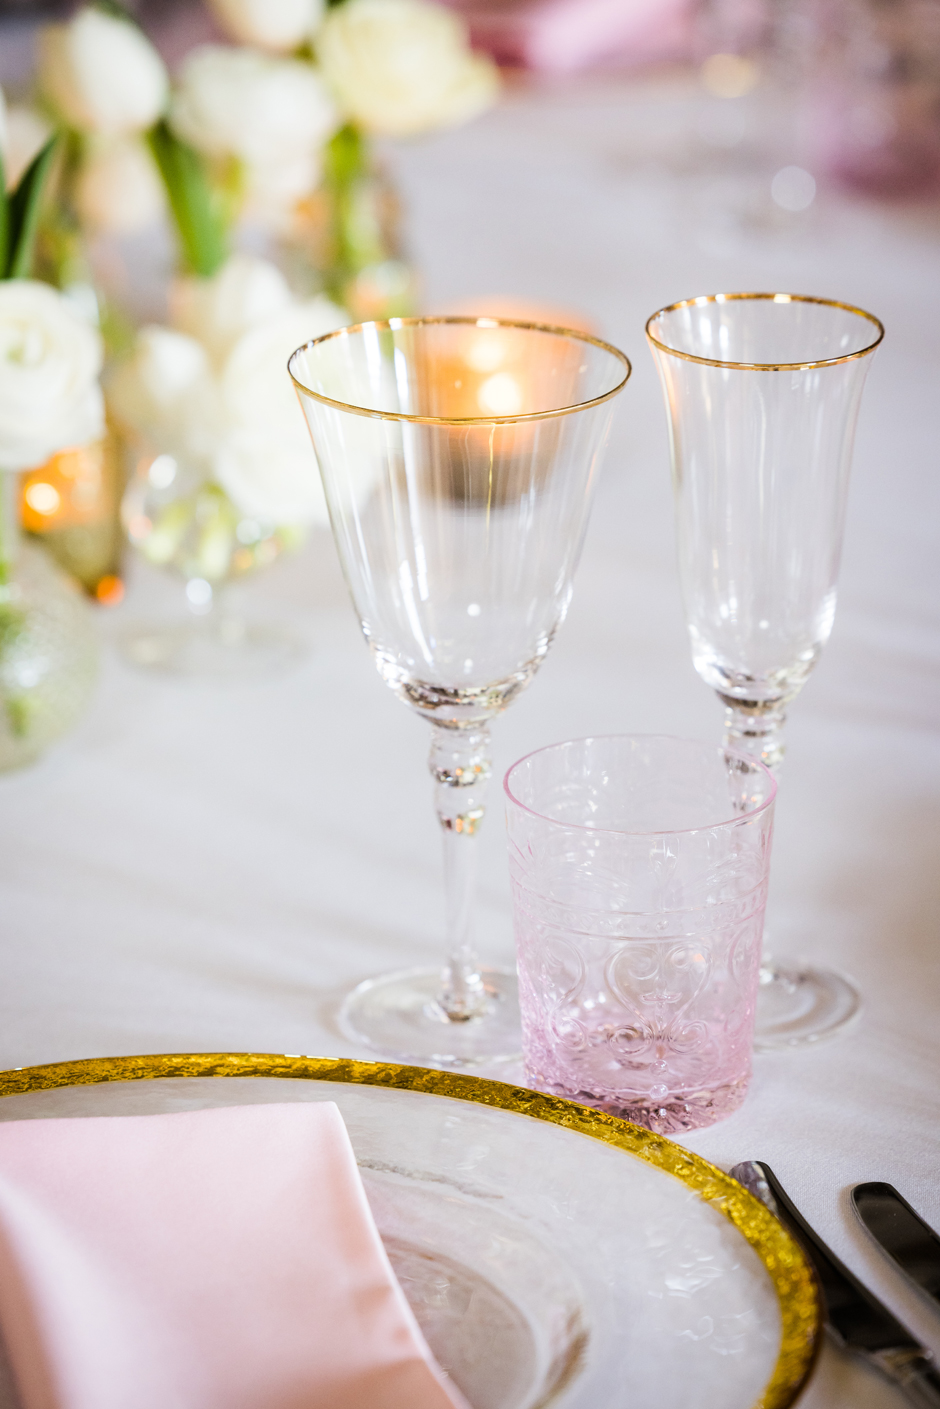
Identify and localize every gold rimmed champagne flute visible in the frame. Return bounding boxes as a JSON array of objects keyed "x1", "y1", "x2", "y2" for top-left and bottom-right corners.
[
  {"x1": 647, "y1": 292, "x2": 883, "y2": 1048},
  {"x1": 290, "y1": 317, "x2": 630, "y2": 1065}
]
